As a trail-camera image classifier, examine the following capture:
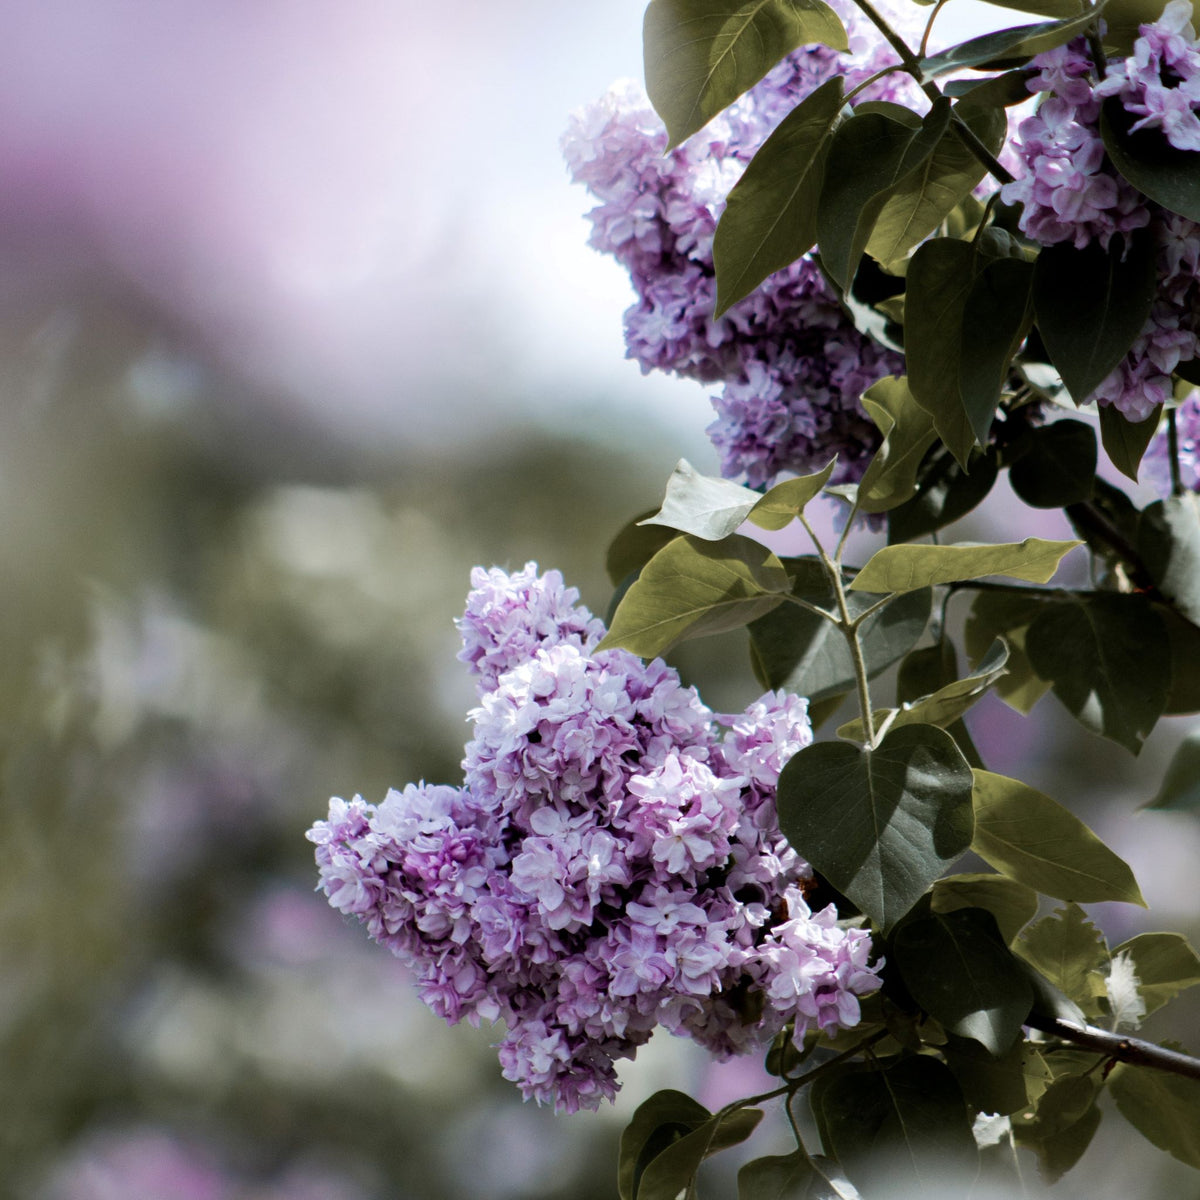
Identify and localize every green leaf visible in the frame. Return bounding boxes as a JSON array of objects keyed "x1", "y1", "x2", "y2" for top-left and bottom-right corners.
[
  {"x1": 1024, "y1": 592, "x2": 1170, "y2": 754},
  {"x1": 1014, "y1": 903, "x2": 1111, "y2": 1016},
  {"x1": 600, "y1": 533, "x2": 791, "y2": 658},
  {"x1": 836, "y1": 637, "x2": 1008, "y2": 741},
  {"x1": 1137, "y1": 492, "x2": 1200, "y2": 627},
  {"x1": 856, "y1": 376, "x2": 939, "y2": 514},
  {"x1": 641, "y1": 459, "x2": 763, "y2": 540},
  {"x1": 1101, "y1": 95, "x2": 1200, "y2": 222},
  {"x1": 637, "y1": 1109, "x2": 765, "y2": 1200},
  {"x1": 644, "y1": 0, "x2": 849, "y2": 148},
  {"x1": 867, "y1": 103, "x2": 1008, "y2": 270},
  {"x1": 960, "y1": 256, "x2": 1036, "y2": 446},
  {"x1": 818, "y1": 100, "x2": 951, "y2": 292},
  {"x1": 1099, "y1": 401, "x2": 1161, "y2": 482},
  {"x1": 607, "y1": 510, "x2": 679, "y2": 586},
  {"x1": 1103, "y1": 0, "x2": 1173, "y2": 51},
  {"x1": 748, "y1": 458, "x2": 839, "y2": 529},
  {"x1": 943, "y1": 1033, "x2": 1044, "y2": 1116},
  {"x1": 737, "y1": 1152, "x2": 813, "y2": 1199},
  {"x1": 970, "y1": 769, "x2": 1146, "y2": 905},
  {"x1": 1111, "y1": 931, "x2": 1200, "y2": 1014},
  {"x1": 942, "y1": 68, "x2": 1043, "y2": 104},
  {"x1": 850, "y1": 537, "x2": 1081, "y2": 593},
  {"x1": 887, "y1": 445, "x2": 999, "y2": 542},
  {"x1": 963, "y1": 589, "x2": 1050, "y2": 713},
  {"x1": 1162, "y1": 605, "x2": 1200, "y2": 714},
  {"x1": 931, "y1": 872, "x2": 1039, "y2": 944},
  {"x1": 1146, "y1": 728, "x2": 1200, "y2": 812},
  {"x1": 918, "y1": 6, "x2": 1108, "y2": 77},
  {"x1": 892, "y1": 907, "x2": 1034, "y2": 1053},
  {"x1": 1110, "y1": 1063, "x2": 1200, "y2": 1170},
  {"x1": 748, "y1": 584, "x2": 930, "y2": 700},
  {"x1": 620, "y1": 1090, "x2": 711, "y2": 1200},
  {"x1": 713, "y1": 78, "x2": 844, "y2": 314},
  {"x1": 812, "y1": 1057, "x2": 979, "y2": 1191},
  {"x1": 977, "y1": 0, "x2": 1085, "y2": 17},
  {"x1": 1032, "y1": 231, "x2": 1157, "y2": 404},
  {"x1": 1013, "y1": 1074, "x2": 1103, "y2": 1183},
  {"x1": 777, "y1": 723, "x2": 974, "y2": 927},
  {"x1": 1007, "y1": 419, "x2": 1098, "y2": 508}
]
